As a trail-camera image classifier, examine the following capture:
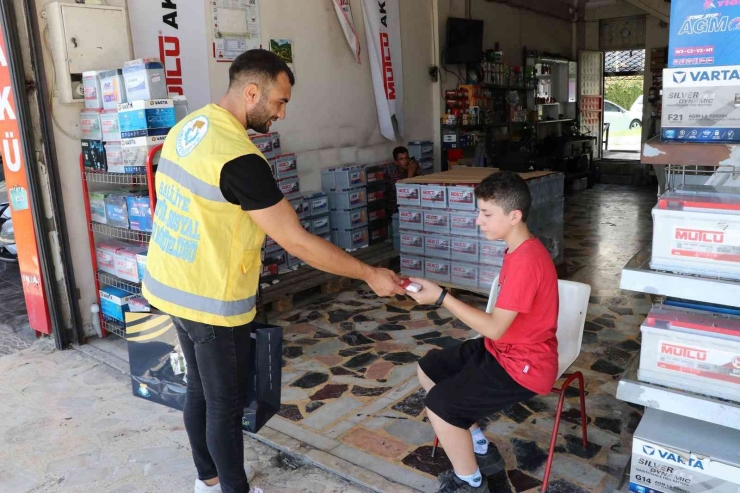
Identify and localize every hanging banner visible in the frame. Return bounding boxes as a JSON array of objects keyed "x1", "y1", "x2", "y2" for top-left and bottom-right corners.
[
  {"x1": 333, "y1": 0, "x2": 361, "y2": 65},
  {"x1": 361, "y1": 0, "x2": 404, "y2": 141},
  {"x1": 0, "y1": 25, "x2": 51, "y2": 334},
  {"x1": 127, "y1": 0, "x2": 212, "y2": 111}
]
